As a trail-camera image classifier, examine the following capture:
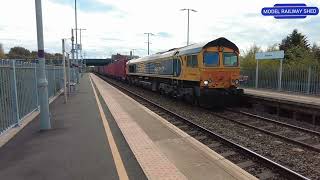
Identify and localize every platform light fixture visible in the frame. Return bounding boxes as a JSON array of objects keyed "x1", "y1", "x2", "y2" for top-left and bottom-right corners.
[
  {"x1": 144, "y1": 33, "x2": 154, "y2": 55},
  {"x1": 77, "y1": 28, "x2": 86, "y2": 71},
  {"x1": 180, "y1": 8, "x2": 197, "y2": 46}
]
